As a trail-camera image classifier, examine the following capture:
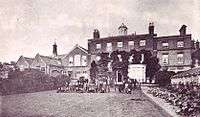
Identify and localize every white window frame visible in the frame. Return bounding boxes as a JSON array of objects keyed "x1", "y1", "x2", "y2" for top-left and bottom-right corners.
[
  {"x1": 81, "y1": 55, "x2": 87, "y2": 66},
  {"x1": 162, "y1": 54, "x2": 169, "y2": 64},
  {"x1": 128, "y1": 41, "x2": 134, "y2": 46},
  {"x1": 69, "y1": 56, "x2": 73, "y2": 66},
  {"x1": 96, "y1": 43, "x2": 101, "y2": 49},
  {"x1": 177, "y1": 41, "x2": 184, "y2": 48},
  {"x1": 106, "y1": 42, "x2": 112, "y2": 52},
  {"x1": 96, "y1": 56, "x2": 101, "y2": 61},
  {"x1": 140, "y1": 40, "x2": 146, "y2": 46},
  {"x1": 74, "y1": 54, "x2": 81, "y2": 66},
  {"x1": 117, "y1": 42, "x2": 123, "y2": 48},
  {"x1": 162, "y1": 42, "x2": 169, "y2": 47},
  {"x1": 177, "y1": 53, "x2": 184, "y2": 64}
]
